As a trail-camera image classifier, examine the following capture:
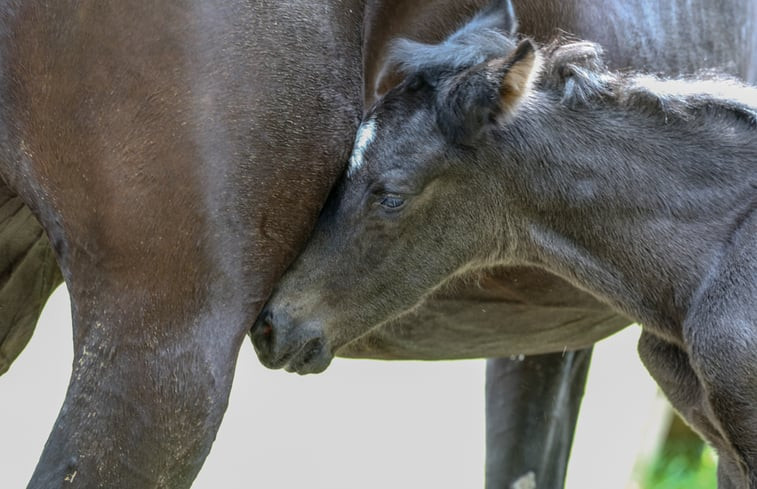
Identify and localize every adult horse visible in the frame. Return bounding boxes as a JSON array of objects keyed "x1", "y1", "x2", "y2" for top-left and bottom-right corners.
[
  {"x1": 0, "y1": 1, "x2": 754, "y2": 489},
  {"x1": 0, "y1": 2, "x2": 362, "y2": 486}
]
